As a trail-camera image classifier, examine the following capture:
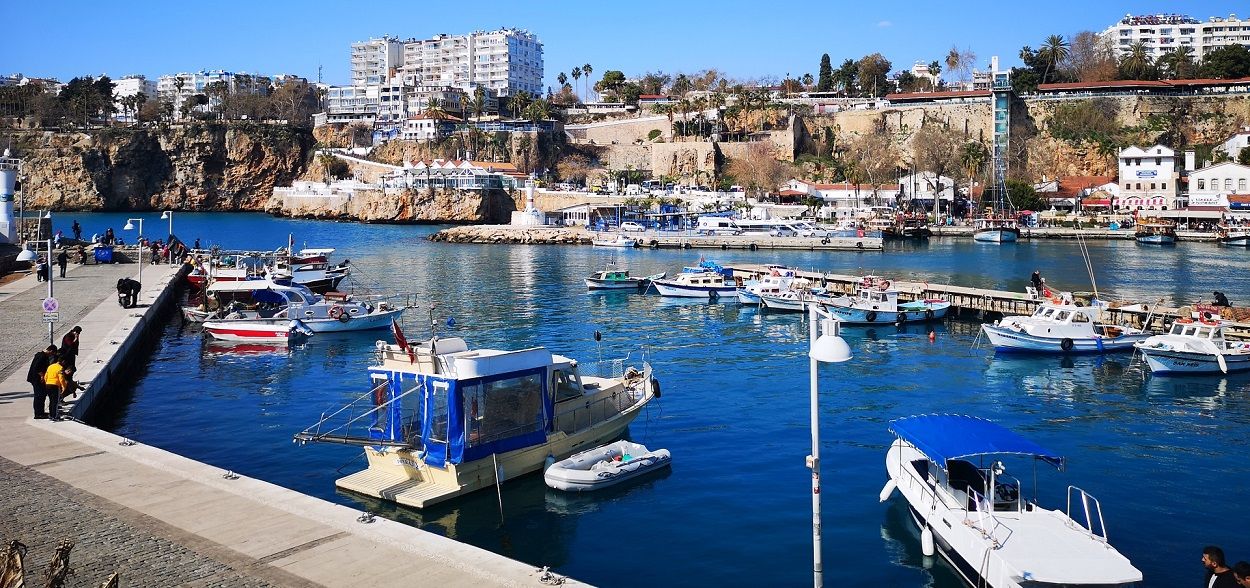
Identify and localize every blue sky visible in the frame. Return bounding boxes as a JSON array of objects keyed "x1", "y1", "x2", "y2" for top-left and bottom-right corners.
[{"x1": 4, "y1": 1, "x2": 1242, "y2": 90}]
